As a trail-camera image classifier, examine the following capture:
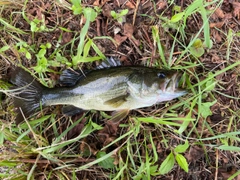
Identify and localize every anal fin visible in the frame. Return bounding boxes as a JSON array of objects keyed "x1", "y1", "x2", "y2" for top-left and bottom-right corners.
[{"x1": 62, "y1": 105, "x2": 83, "y2": 116}]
